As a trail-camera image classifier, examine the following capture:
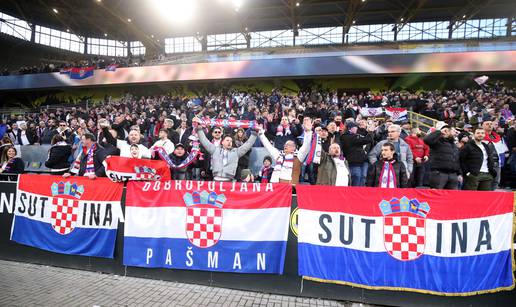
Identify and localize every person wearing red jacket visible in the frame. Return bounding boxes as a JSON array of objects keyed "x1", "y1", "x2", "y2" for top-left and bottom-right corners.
[{"x1": 405, "y1": 127, "x2": 429, "y2": 187}]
